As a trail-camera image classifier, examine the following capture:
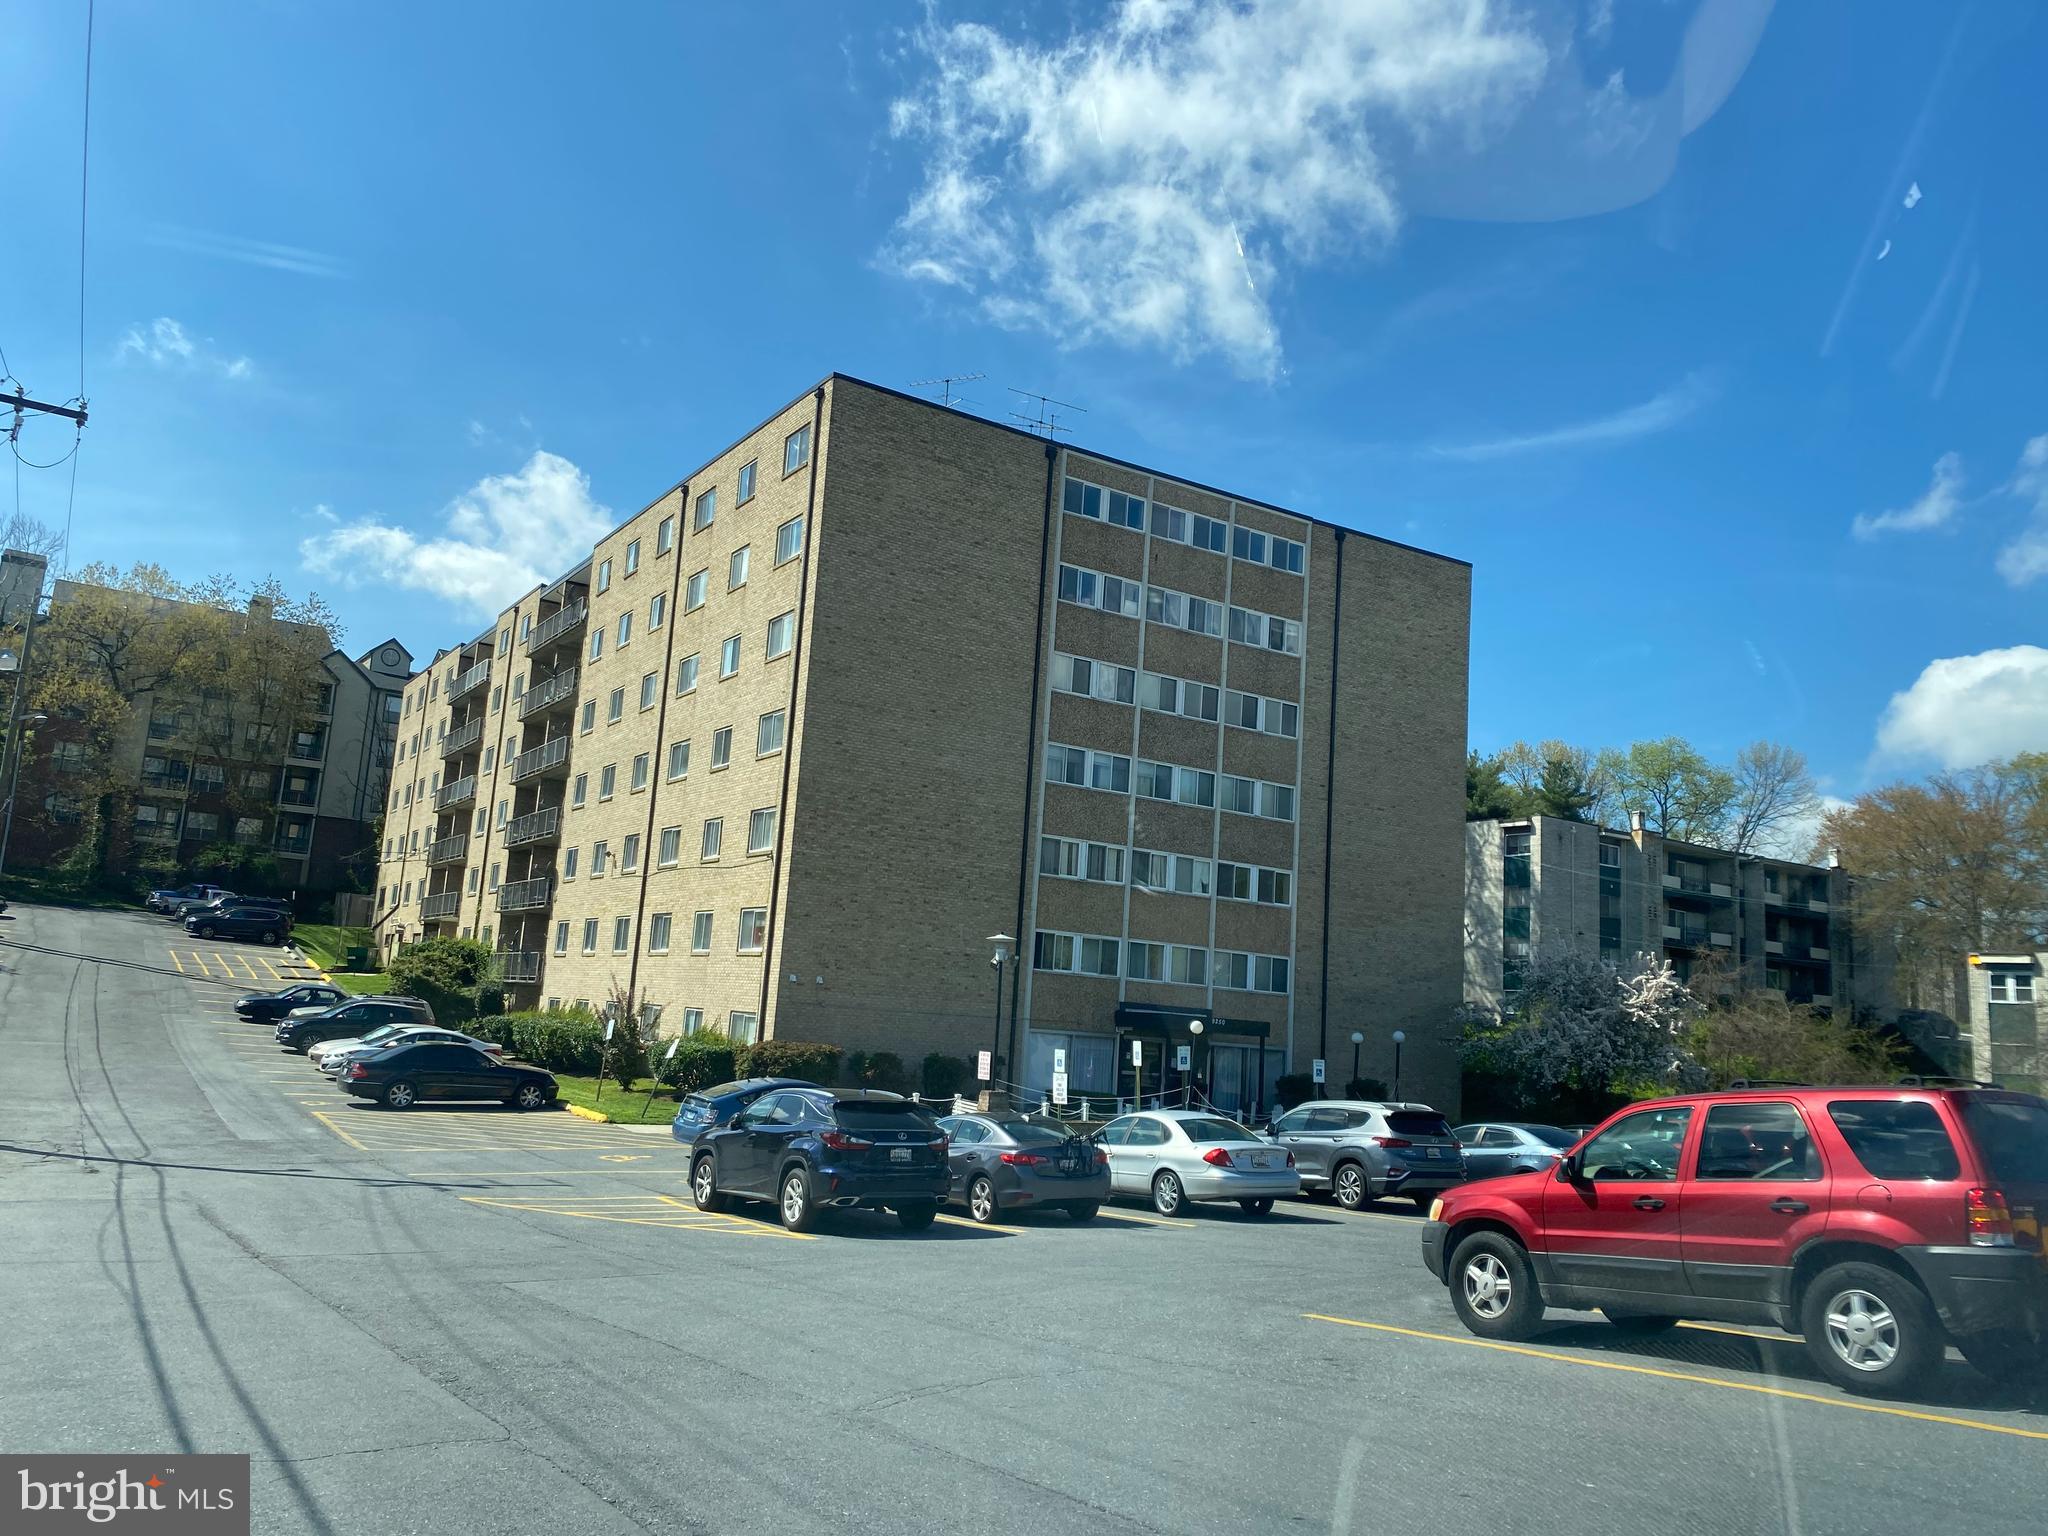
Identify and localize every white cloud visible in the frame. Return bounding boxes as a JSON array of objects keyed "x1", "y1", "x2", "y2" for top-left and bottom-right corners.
[
  {"x1": 1430, "y1": 370, "x2": 1715, "y2": 460},
  {"x1": 300, "y1": 452, "x2": 611, "y2": 620},
  {"x1": 144, "y1": 224, "x2": 349, "y2": 279},
  {"x1": 1766, "y1": 794, "x2": 1853, "y2": 864},
  {"x1": 116, "y1": 317, "x2": 253, "y2": 381},
  {"x1": 1996, "y1": 433, "x2": 2048, "y2": 586},
  {"x1": 883, "y1": 0, "x2": 1548, "y2": 378},
  {"x1": 1852, "y1": 451, "x2": 1964, "y2": 540},
  {"x1": 1875, "y1": 646, "x2": 2048, "y2": 769}
]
